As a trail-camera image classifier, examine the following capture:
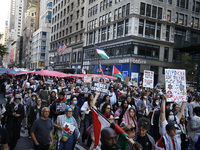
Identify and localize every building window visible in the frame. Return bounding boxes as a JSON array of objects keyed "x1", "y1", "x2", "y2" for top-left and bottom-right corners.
[
  {"x1": 140, "y1": 2, "x2": 145, "y2": 15},
  {"x1": 117, "y1": 21, "x2": 124, "y2": 38},
  {"x1": 139, "y1": 19, "x2": 144, "y2": 36},
  {"x1": 152, "y1": 6, "x2": 157, "y2": 18},
  {"x1": 118, "y1": 7, "x2": 122, "y2": 19},
  {"x1": 89, "y1": 32, "x2": 93, "y2": 44},
  {"x1": 76, "y1": 23, "x2": 79, "y2": 30},
  {"x1": 101, "y1": 27, "x2": 106, "y2": 42},
  {"x1": 80, "y1": 33, "x2": 83, "y2": 41},
  {"x1": 77, "y1": 10, "x2": 79, "y2": 18},
  {"x1": 164, "y1": 47, "x2": 169, "y2": 61},
  {"x1": 77, "y1": 52, "x2": 82, "y2": 62},
  {"x1": 158, "y1": 7, "x2": 162, "y2": 19},
  {"x1": 113, "y1": 24, "x2": 116, "y2": 39},
  {"x1": 82, "y1": 7, "x2": 84, "y2": 16},
  {"x1": 70, "y1": 26, "x2": 72, "y2": 33},
  {"x1": 175, "y1": 12, "x2": 178, "y2": 23},
  {"x1": 126, "y1": 3, "x2": 130, "y2": 16},
  {"x1": 179, "y1": 14, "x2": 184, "y2": 25},
  {"x1": 168, "y1": 0, "x2": 172, "y2": 5},
  {"x1": 125, "y1": 19, "x2": 129, "y2": 36},
  {"x1": 167, "y1": 10, "x2": 171, "y2": 21},
  {"x1": 107, "y1": 26, "x2": 110, "y2": 40},
  {"x1": 75, "y1": 35, "x2": 78, "y2": 42},
  {"x1": 166, "y1": 25, "x2": 170, "y2": 41},
  {"x1": 114, "y1": 9, "x2": 118, "y2": 20},
  {"x1": 194, "y1": 18, "x2": 199, "y2": 28},
  {"x1": 81, "y1": 21, "x2": 83, "y2": 28},
  {"x1": 145, "y1": 21, "x2": 155, "y2": 38},
  {"x1": 73, "y1": 52, "x2": 76, "y2": 62},
  {"x1": 156, "y1": 23, "x2": 161, "y2": 40},
  {"x1": 146, "y1": 4, "x2": 151, "y2": 17}
]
